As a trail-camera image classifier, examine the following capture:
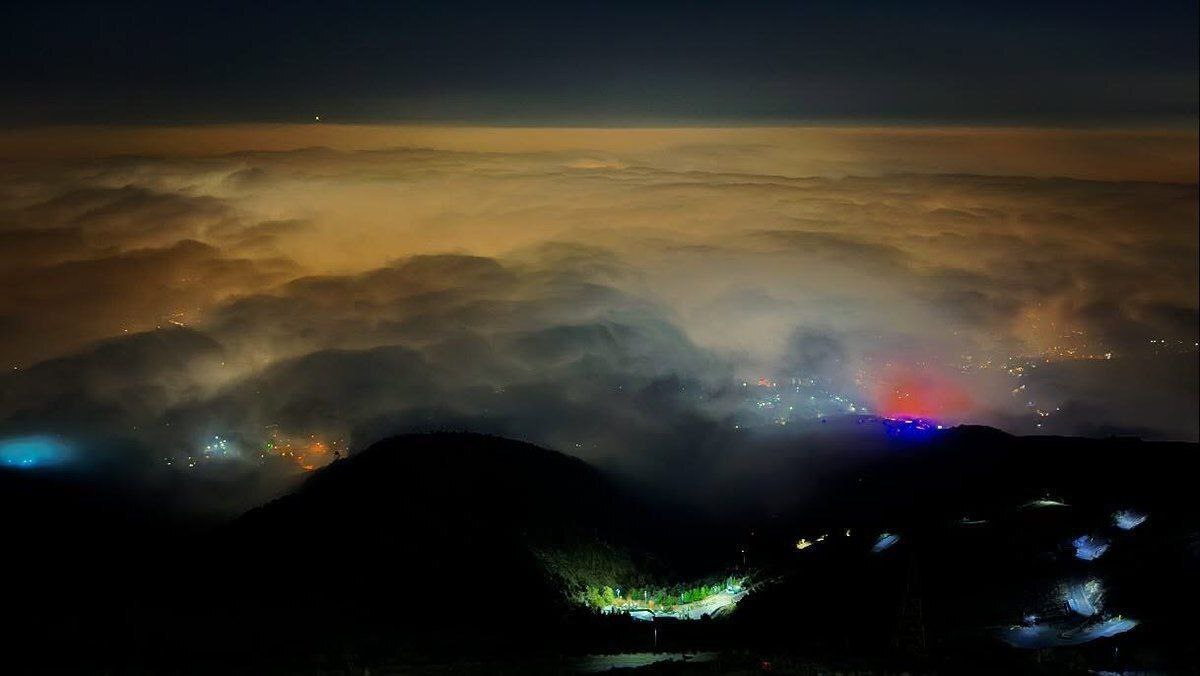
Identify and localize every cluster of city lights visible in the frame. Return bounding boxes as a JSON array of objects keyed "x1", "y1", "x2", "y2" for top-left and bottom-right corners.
[
  {"x1": 261, "y1": 426, "x2": 344, "y2": 471},
  {"x1": 164, "y1": 427, "x2": 345, "y2": 472},
  {"x1": 738, "y1": 376, "x2": 867, "y2": 429}
]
